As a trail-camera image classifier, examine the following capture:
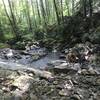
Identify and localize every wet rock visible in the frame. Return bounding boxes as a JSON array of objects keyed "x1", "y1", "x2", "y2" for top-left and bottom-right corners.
[
  {"x1": 25, "y1": 45, "x2": 46, "y2": 56},
  {"x1": 47, "y1": 60, "x2": 66, "y2": 67},
  {"x1": 59, "y1": 55, "x2": 66, "y2": 59},
  {"x1": 59, "y1": 89, "x2": 70, "y2": 96},
  {"x1": 72, "y1": 79, "x2": 78, "y2": 85},
  {"x1": 88, "y1": 67, "x2": 98, "y2": 75},
  {"x1": 64, "y1": 80, "x2": 73, "y2": 90},
  {"x1": 53, "y1": 63, "x2": 79, "y2": 74},
  {"x1": 64, "y1": 49, "x2": 69, "y2": 54},
  {"x1": 30, "y1": 93, "x2": 38, "y2": 100},
  {"x1": 53, "y1": 81, "x2": 58, "y2": 85},
  {"x1": 80, "y1": 69, "x2": 91, "y2": 75},
  {"x1": 80, "y1": 68, "x2": 99, "y2": 75},
  {"x1": 95, "y1": 78, "x2": 100, "y2": 85},
  {"x1": 2, "y1": 87, "x2": 10, "y2": 93},
  {"x1": 70, "y1": 94, "x2": 81, "y2": 100},
  {"x1": 0, "y1": 48, "x2": 22, "y2": 61},
  {"x1": 14, "y1": 53, "x2": 22, "y2": 59},
  {"x1": 56, "y1": 85, "x2": 63, "y2": 90},
  {"x1": 5, "y1": 49, "x2": 13, "y2": 58},
  {"x1": 11, "y1": 75, "x2": 33, "y2": 91},
  {"x1": 95, "y1": 94, "x2": 100, "y2": 100}
]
